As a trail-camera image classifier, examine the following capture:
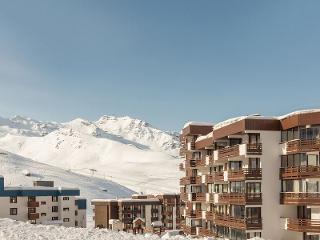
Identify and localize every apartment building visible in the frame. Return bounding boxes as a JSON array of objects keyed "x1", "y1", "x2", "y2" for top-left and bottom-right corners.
[
  {"x1": 91, "y1": 193, "x2": 181, "y2": 234},
  {"x1": 180, "y1": 110, "x2": 320, "y2": 240},
  {"x1": 0, "y1": 177, "x2": 86, "y2": 227}
]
